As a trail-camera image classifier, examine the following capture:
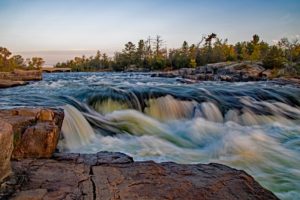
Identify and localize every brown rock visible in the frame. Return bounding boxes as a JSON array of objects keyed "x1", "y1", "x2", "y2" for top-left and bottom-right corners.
[
  {"x1": 12, "y1": 189, "x2": 47, "y2": 200},
  {"x1": 92, "y1": 162, "x2": 278, "y2": 200},
  {"x1": 9, "y1": 158, "x2": 90, "y2": 200},
  {"x1": 12, "y1": 122, "x2": 60, "y2": 159},
  {"x1": 0, "y1": 108, "x2": 64, "y2": 159},
  {"x1": 37, "y1": 109, "x2": 54, "y2": 121},
  {"x1": 0, "y1": 120, "x2": 13, "y2": 182},
  {"x1": 4, "y1": 152, "x2": 278, "y2": 200},
  {"x1": 0, "y1": 69, "x2": 42, "y2": 82},
  {"x1": 12, "y1": 69, "x2": 42, "y2": 81},
  {"x1": 0, "y1": 79, "x2": 28, "y2": 89}
]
